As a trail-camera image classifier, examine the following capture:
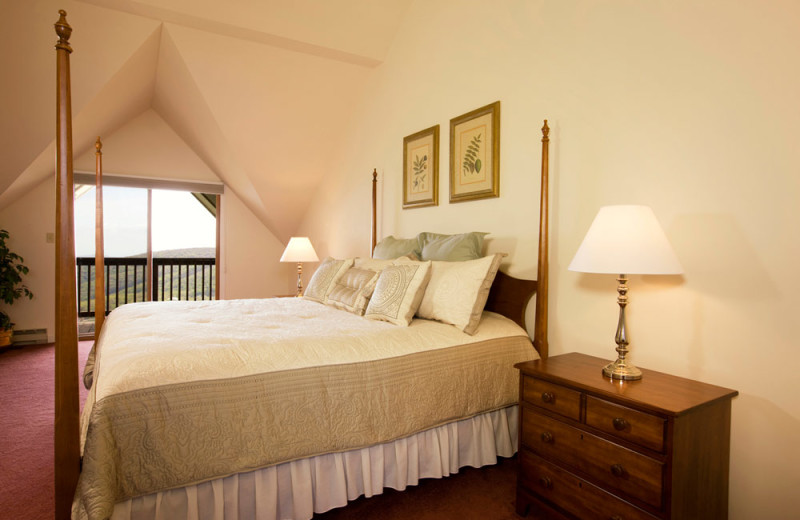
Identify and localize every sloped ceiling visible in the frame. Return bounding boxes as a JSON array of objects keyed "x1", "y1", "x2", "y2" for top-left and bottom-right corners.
[{"x1": 0, "y1": 0, "x2": 411, "y2": 240}]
